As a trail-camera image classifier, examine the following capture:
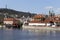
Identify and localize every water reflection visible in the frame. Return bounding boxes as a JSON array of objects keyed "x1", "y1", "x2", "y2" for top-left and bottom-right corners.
[{"x1": 0, "y1": 29, "x2": 60, "y2": 40}]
